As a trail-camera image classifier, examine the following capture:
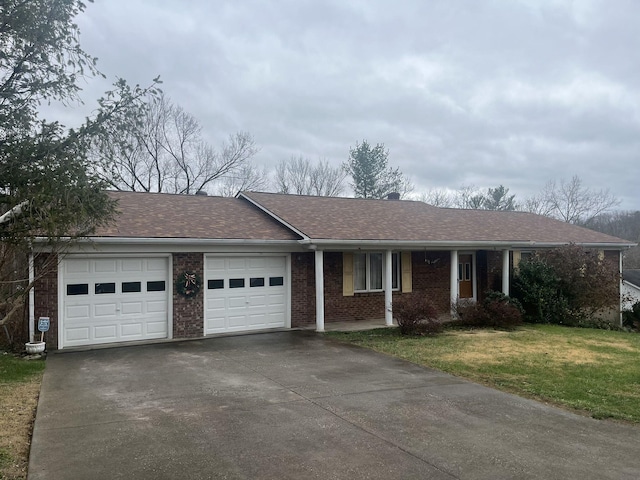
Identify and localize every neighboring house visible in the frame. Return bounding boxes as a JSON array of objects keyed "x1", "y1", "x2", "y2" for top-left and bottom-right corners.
[
  {"x1": 32, "y1": 191, "x2": 635, "y2": 350},
  {"x1": 622, "y1": 269, "x2": 640, "y2": 310}
]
